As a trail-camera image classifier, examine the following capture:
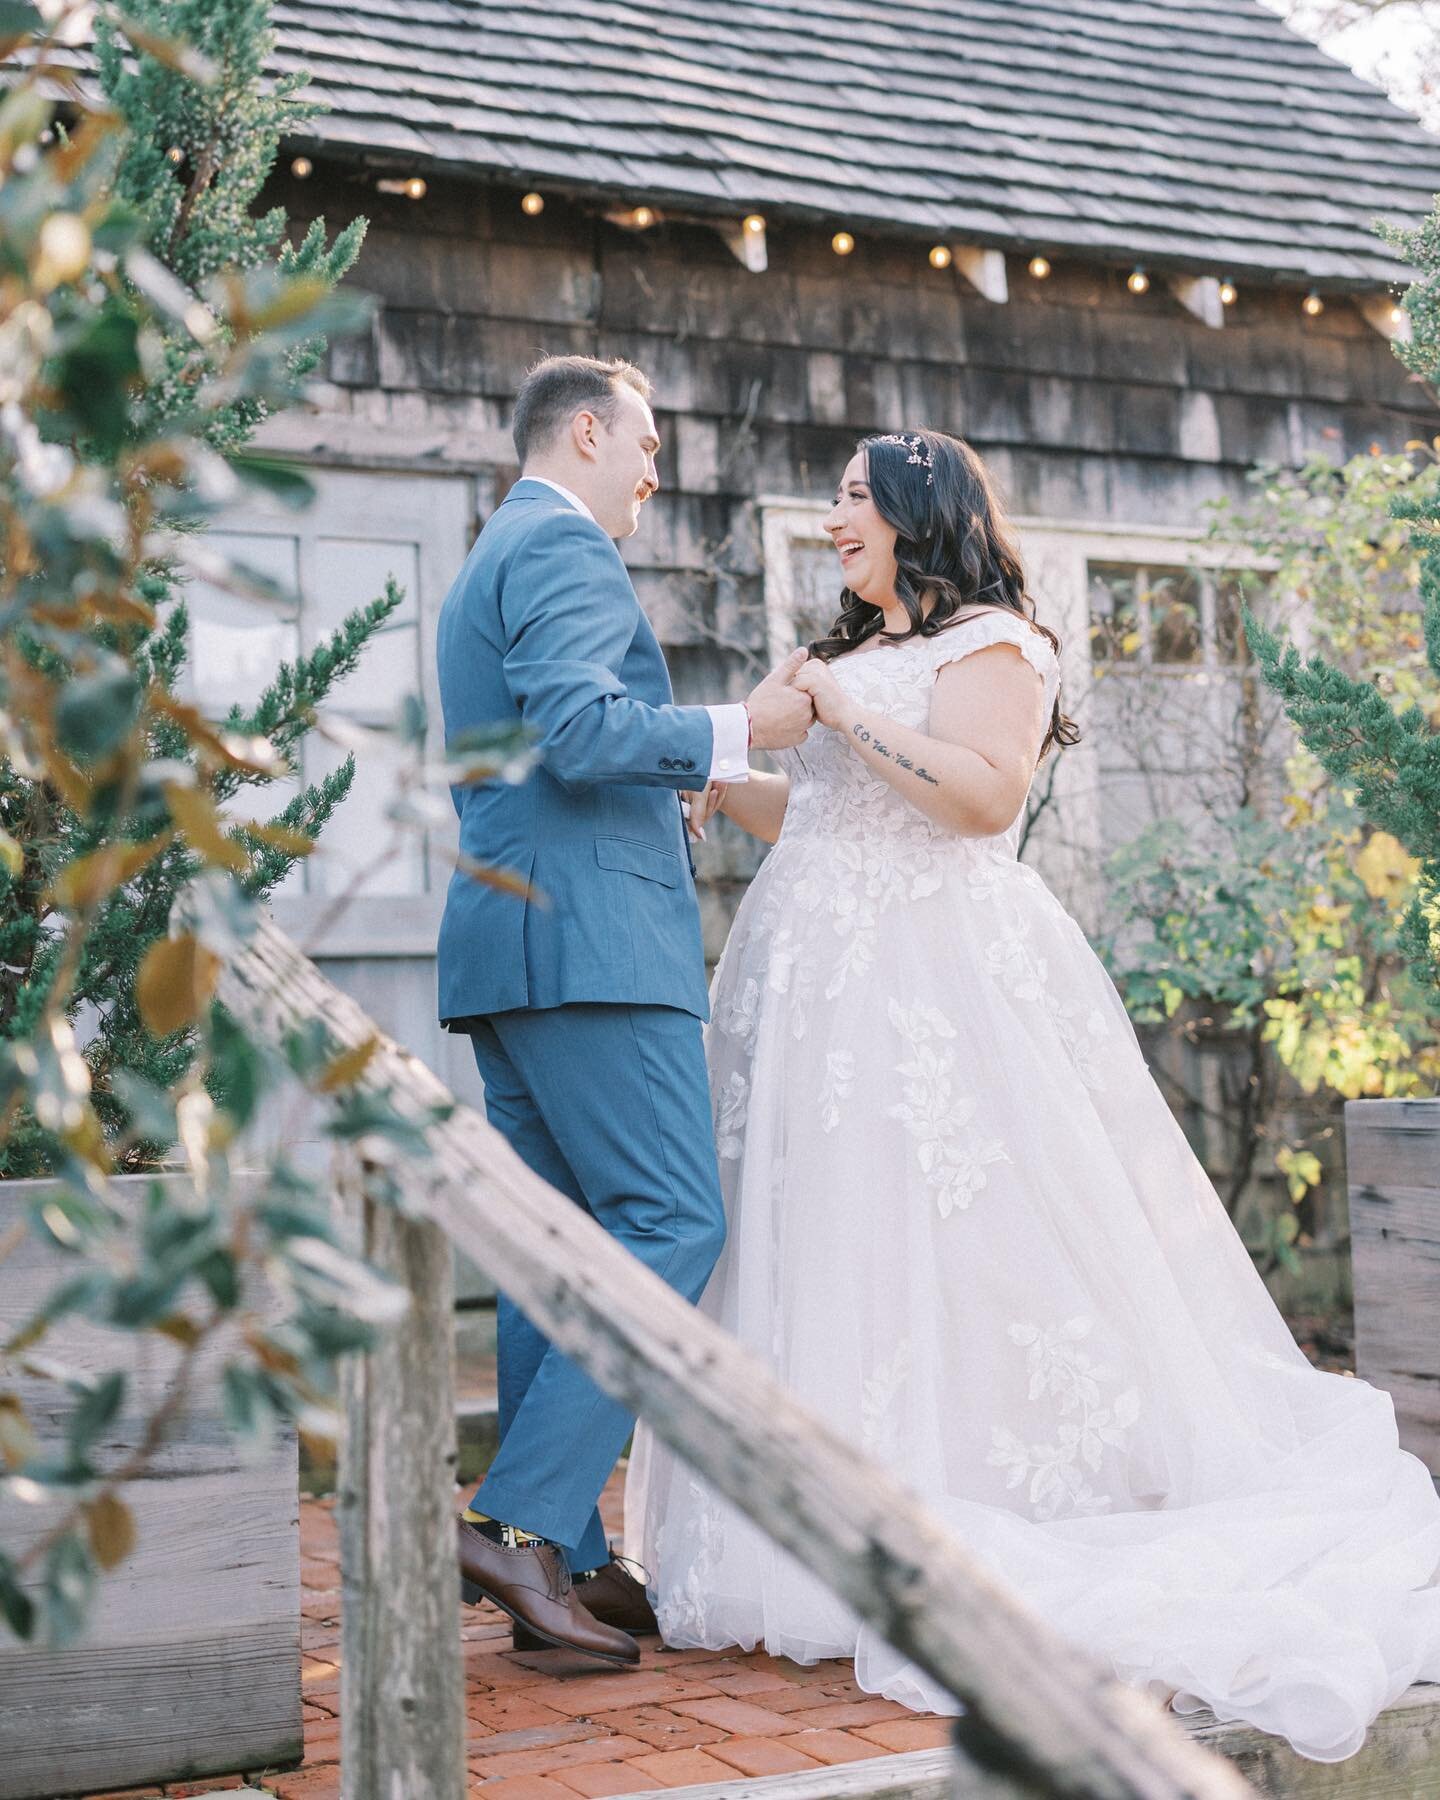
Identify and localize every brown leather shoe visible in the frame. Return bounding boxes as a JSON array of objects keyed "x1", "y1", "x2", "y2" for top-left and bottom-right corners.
[
  {"x1": 457, "y1": 1519, "x2": 639, "y2": 1667},
  {"x1": 513, "y1": 1553, "x2": 657, "y2": 1652}
]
